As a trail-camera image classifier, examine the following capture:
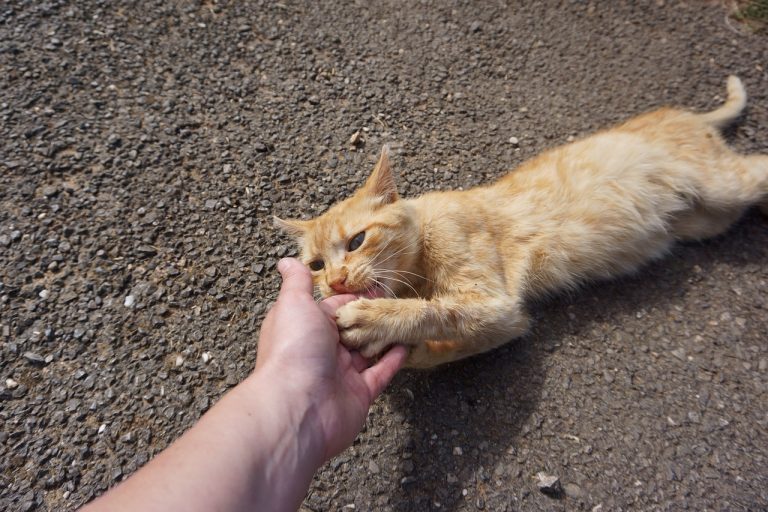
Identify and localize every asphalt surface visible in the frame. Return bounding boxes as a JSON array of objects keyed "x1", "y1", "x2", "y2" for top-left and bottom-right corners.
[{"x1": 1, "y1": 1, "x2": 767, "y2": 511}]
